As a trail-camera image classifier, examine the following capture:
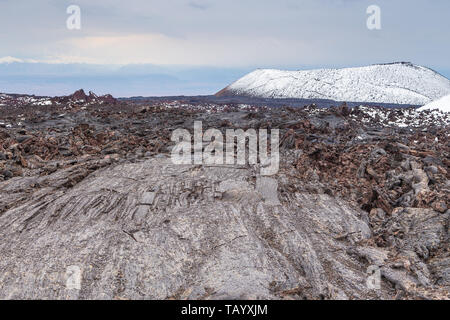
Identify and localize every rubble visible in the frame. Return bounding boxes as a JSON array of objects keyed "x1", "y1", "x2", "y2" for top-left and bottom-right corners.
[{"x1": 0, "y1": 93, "x2": 448, "y2": 299}]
